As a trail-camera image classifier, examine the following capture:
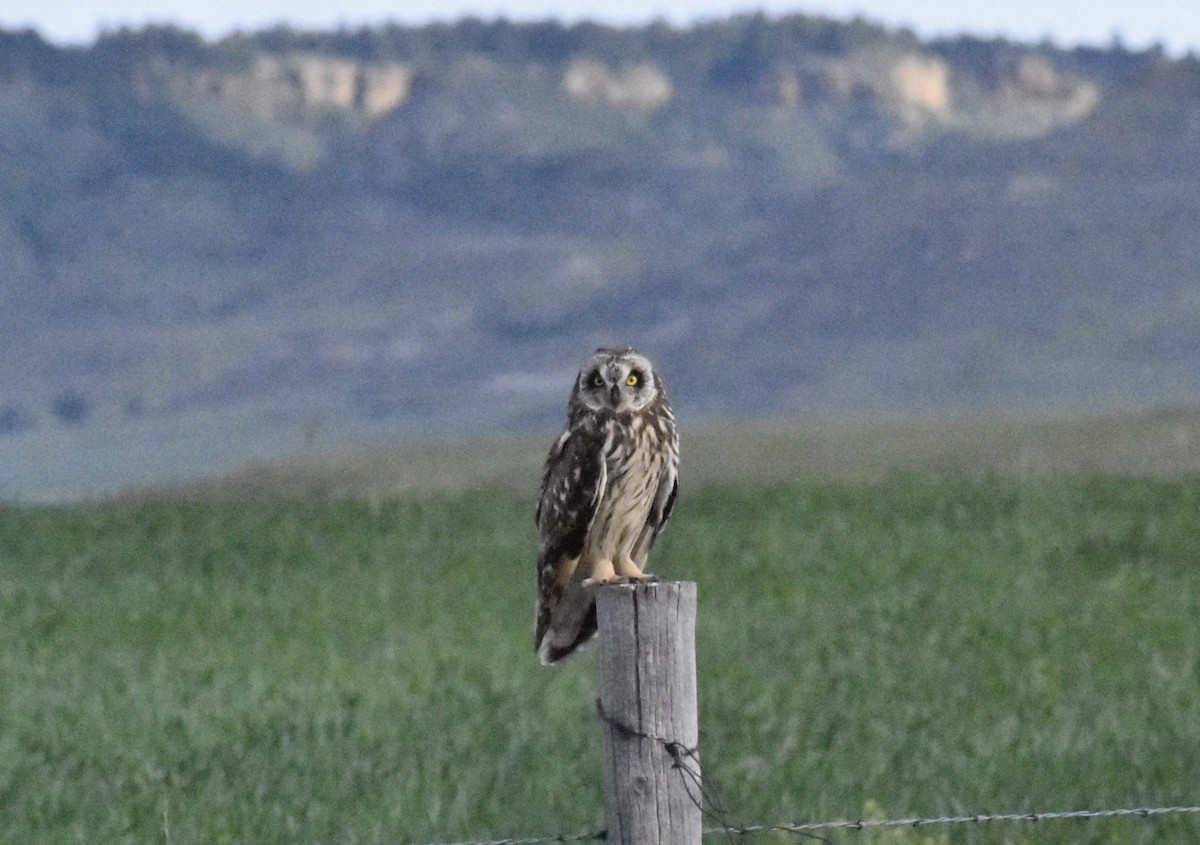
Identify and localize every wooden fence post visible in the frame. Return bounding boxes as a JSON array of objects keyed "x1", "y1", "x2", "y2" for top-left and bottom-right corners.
[{"x1": 596, "y1": 581, "x2": 700, "y2": 845}]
